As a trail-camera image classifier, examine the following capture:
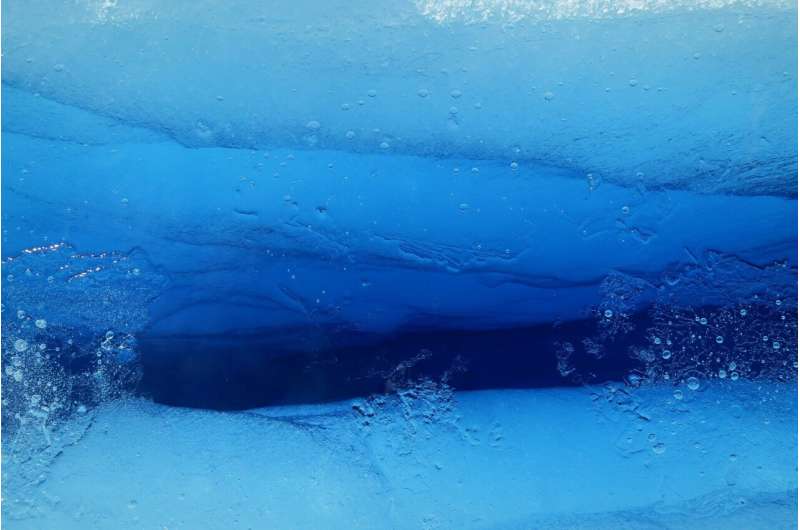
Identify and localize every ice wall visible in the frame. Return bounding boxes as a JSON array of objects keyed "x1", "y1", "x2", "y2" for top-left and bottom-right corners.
[{"x1": 2, "y1": 0, "x2": 797, "y2": 347}]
